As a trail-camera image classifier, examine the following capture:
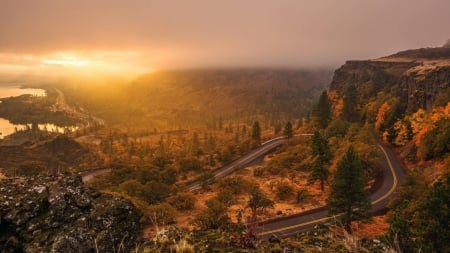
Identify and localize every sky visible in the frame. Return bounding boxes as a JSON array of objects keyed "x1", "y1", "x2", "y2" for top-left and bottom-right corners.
[{"x1": 1, "y1": 0, "x2": 450, "y2": 76}]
